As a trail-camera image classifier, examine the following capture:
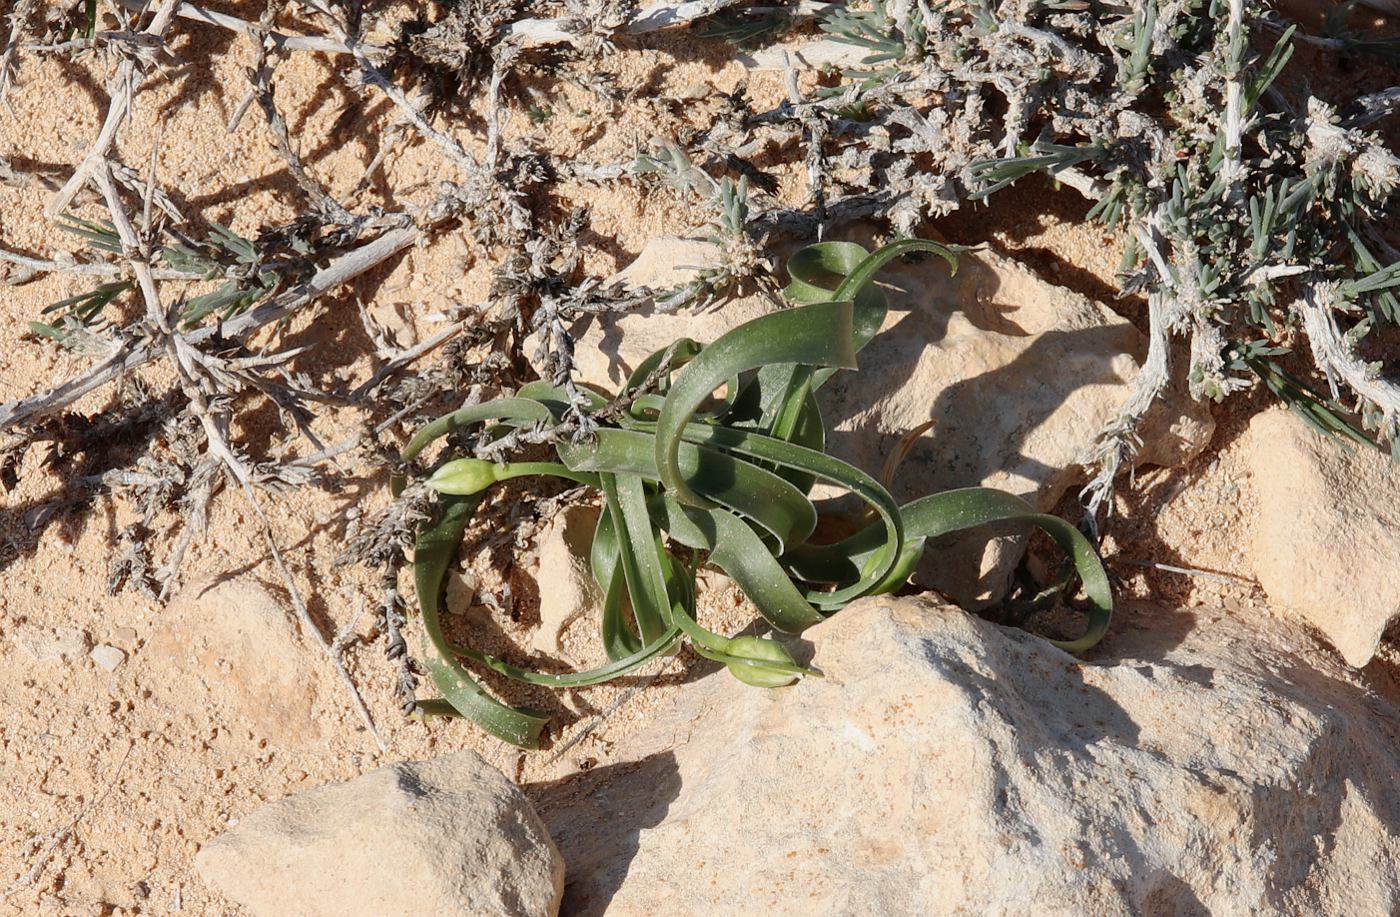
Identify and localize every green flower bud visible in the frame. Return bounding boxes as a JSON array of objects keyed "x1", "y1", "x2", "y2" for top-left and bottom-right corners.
[
  {"x1": 426, "y1": 458, "x2": 505, "y2": 495},
  {"x1": 724, "y1": 635, "x2": 801, "y2": 688}
]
